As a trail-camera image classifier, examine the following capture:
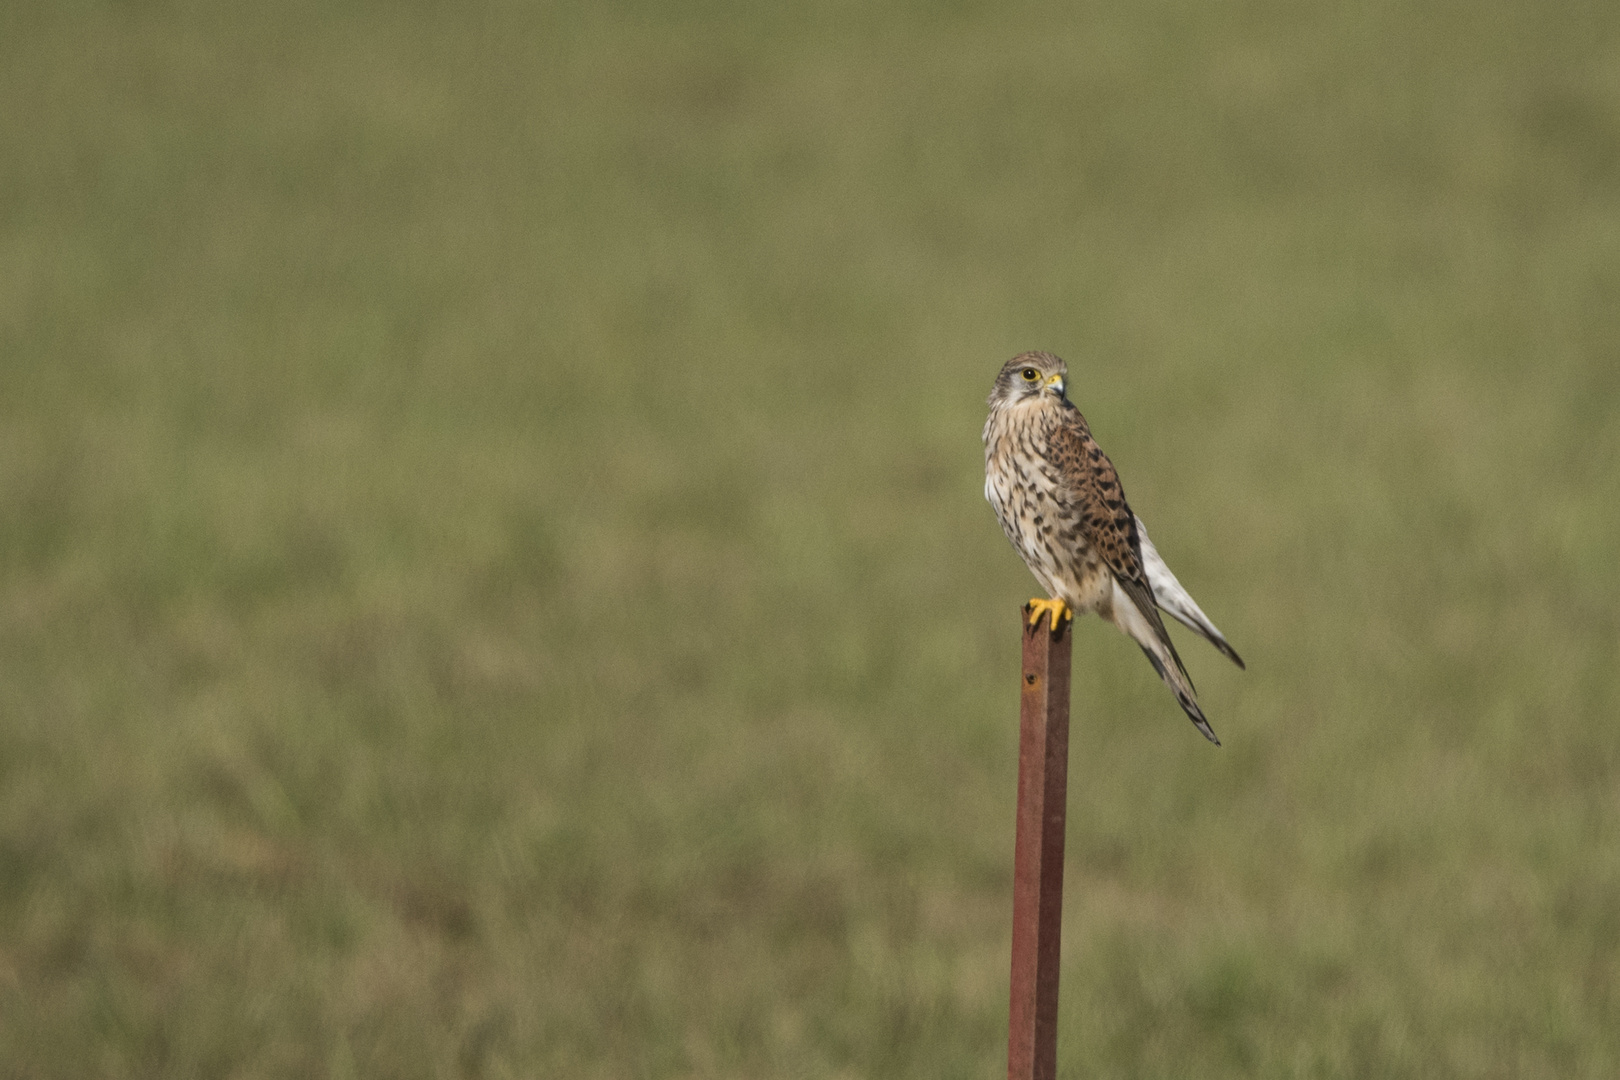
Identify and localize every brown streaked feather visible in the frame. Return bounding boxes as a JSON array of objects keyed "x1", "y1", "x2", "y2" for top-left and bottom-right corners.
[{"x1": 1047, "y1": 412, "x2": 1195, "y2": 689}]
